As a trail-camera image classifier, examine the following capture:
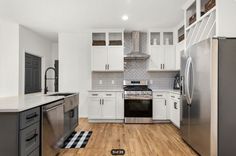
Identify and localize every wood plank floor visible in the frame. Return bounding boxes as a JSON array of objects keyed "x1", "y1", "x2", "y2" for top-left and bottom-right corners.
[{"x1": 59, "y1": 118, "x2": 197, "y2": 156}]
